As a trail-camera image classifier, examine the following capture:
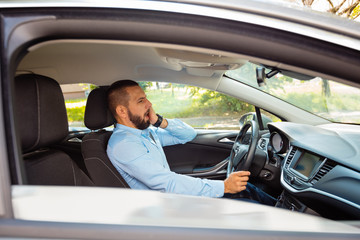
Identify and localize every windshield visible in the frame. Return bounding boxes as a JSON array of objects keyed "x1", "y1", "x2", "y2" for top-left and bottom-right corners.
[{"x1": 226, "y1": 62, "x2": 360, "y2": 124}]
